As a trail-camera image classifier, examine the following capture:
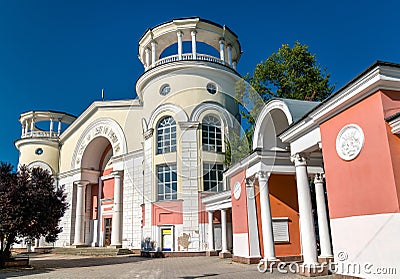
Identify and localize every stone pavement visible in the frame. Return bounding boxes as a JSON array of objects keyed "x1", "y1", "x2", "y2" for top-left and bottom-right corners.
[{"x1": 0, "y1": 254, "x2": 334, "y2": 279}]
